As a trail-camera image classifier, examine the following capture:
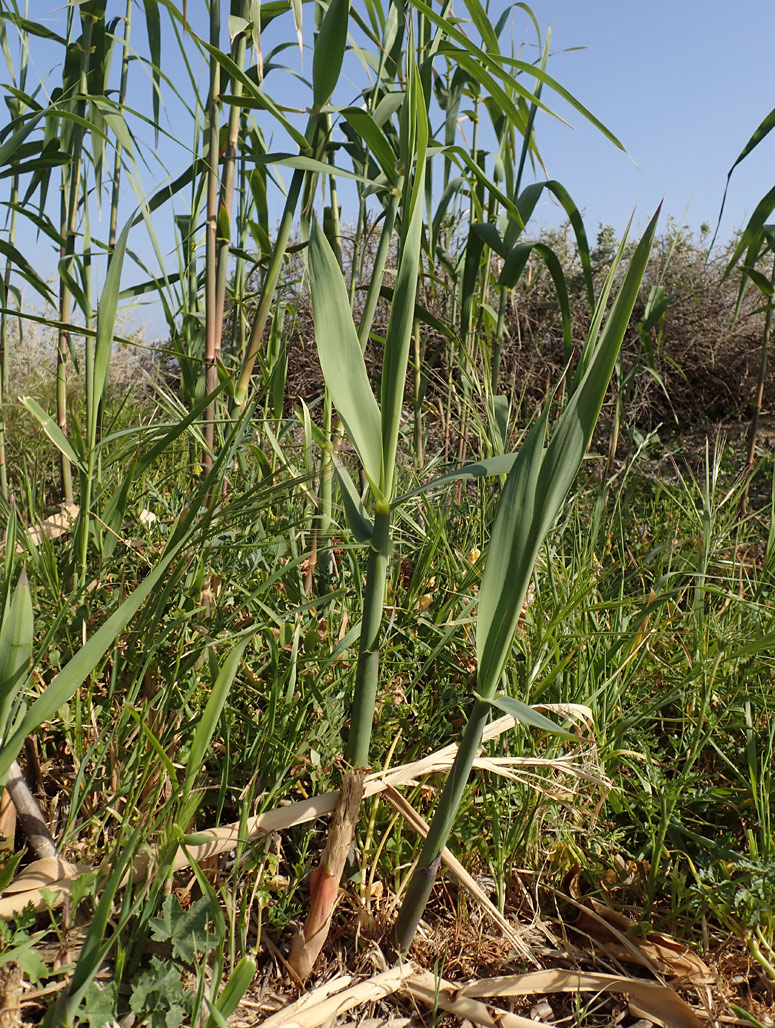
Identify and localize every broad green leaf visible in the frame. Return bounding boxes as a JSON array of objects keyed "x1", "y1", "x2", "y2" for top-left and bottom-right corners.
[
  {"x1": 380, "y1": 156, "x2": 426, "y2": 495},
  {"x1": 0, "y1": 239, "x2": 53, "y2": 303},
  {"x1": 0, "y1": 570, "x2": 33, "y2": 741},
  {"x1": 380, "y1": 57, "x2": 428, "y2": 496},
  {"x1": 471, "y1": 221, "x2": 507, "y2": 259},
  {"x1": 725, "y1": 186, "x2": 775, "y2": 277},
  {"x1": 196, "y1": 40, "x2": 309, "y2": 149},
  {"x1": 332, "y1": 455, "x2": 374, "y2": 543},
  {"x1": 312, "y1": 0, "x2": 350, "y2": 108},
  {"x1": 490, "y1": 394, "x2": 510, "y2": 455},
  {"x1": 715, "y1": 106, "x2": 775, "y2": 244},
  {"x1": 414, "y1": 0, "x2": 626, "y2": 150},
  {"x1": 742, "y1": 265, "x2": 775, "y2": 297},
  {"x1": 431, "y1": 176, "x2": 466, "y2": 253},
  {"x1": 0, "y1": 107, "x2": 46, "y2": 168},
  {"x1": 460, "y1": 225, "x2": 486, "y2": 338},
  {"x1": 141, "y1": 0, "x2": 161, "y2": 138},
  {"x1": 20, "y1": 396, "x2": 86, "y2": 472},
  {"x1": 503, "y1": 181, "x2": 594, "y2": 308},
  {"x1": 377, "y1": 285, "x2": 457, "y2": 341},
  {"x1": 536, "y1": 206, "x2": 660, "y2": 543},
  {"x1": 478, "y1": 693, "x2": 577, "y2": 740},
  {"x1": 340, "y1": 107, "x2": 397, "y2": 182},
  {"x1": 290, "y1": 0, "x2": 303, "y2": 58},
  {"x1": 252, "y1": 152, "x2": 372, "y2": 185},
  {"x1": 476, "y1": 410, "x2": 548, "y2": 694},
  {"x1": 0, "y1": 15, "x2": 66, "y2": 44},
  {"x1": 462, "y1": 0, "x2": 500, "y2": 53},
  {"x1": 499, "y1": 240, "x2": 572, "y2": 356},
  {"x1": 307, "y1": 218, "x2": 382, "y2": 491}
]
